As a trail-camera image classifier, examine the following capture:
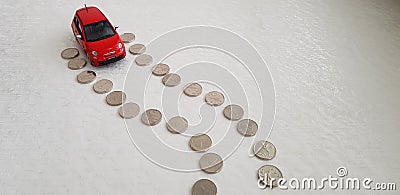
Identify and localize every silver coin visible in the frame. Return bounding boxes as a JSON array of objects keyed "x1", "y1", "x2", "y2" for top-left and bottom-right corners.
[
  {"x1": 118, "y1": 103, "x2": 140, "y2": 119},
  {"x1": 189, "y1": 134, "x2": 212, "y2": 152},
  {"x1": 68, "y1": 58, "x2": 87, "y2": 70},
  {"x1": 141, "y1": 109, "x2": 162, "y2": 126},
  {"x1": 120, "y1": 32, "x2": 135, "y2": 43},
  {"x1": 93, "y1": 79, "x2": 113, "y2": 94},
  {"x1": 192, "y1": 179, "x2": 217, "y2": 195},
  {"x1": 237, "y1": 119, "x2": 258, "y2": 136},
  {"x1": 77, "y1": 70, "x2": 96, "y2": 84},
  {"x1": 61, "y1": 48, "x2": 79, "y2": 59},
  {"x1": 253, "y1": 140, "x2": 276, "y2": 160},
  {"x1": 184, "y1": 83, "x2": 203, "y2": 97},
  {"x1": 152, "y1": 63, "x2": 170, "y2": 76},
  {"x1": 205, "y1": 91, "x2": 224, "y2": 106},
  {"x1": 223, "y1": 104, "x2": 244, "y2": 121},
  {"x1": 166, "y1": 116, "x2": 188, "y2": 134},
  {"x1": 135, "y1": 54, "x2": 153, "y2": 66},
  {"x1": 129, "y1": 44, "x2": 146, "y2": 55},
  {"x1": 257, "y1": 165, "x2": 283, "y2": 188},
  {"x1": 162, "y1": 73, "x2": 181, "y2": 87},
  {"x1": 199, "y1": 153, "x2": 223, "y2": 174},
  {"x1": 106, "y1": 91, "x2": 126, "y2": 106}
]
